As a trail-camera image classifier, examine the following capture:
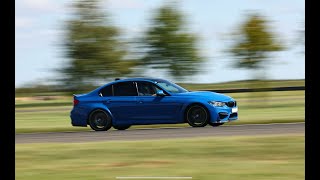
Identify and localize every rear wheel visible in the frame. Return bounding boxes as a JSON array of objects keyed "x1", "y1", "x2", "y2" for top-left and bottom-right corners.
[
  {"x1": 209, "y1": 122, "x2": 224, "y2": 127},
  {"x1": 113, "y1": 125, "x2": 131, "y2": 130},
  {"x1": 186, "y1": 105, "x2": 209, "y2": 127},
  {"x1": 88, "y1": 110, "x2": 112, "y2": 131}
]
